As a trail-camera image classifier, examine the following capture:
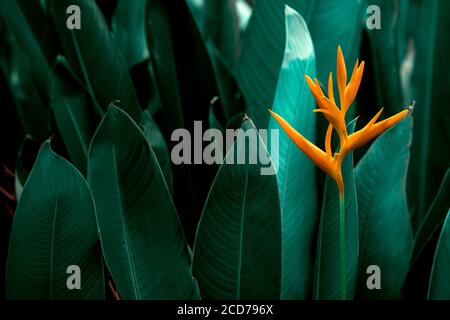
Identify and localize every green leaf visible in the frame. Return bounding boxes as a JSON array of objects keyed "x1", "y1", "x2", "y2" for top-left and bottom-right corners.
[
  {"x1": 0, "y1": 0, "x2": 51, "y2": 98},
  {"x1": 7, "y1": 141, "x2": 104, "y2": 299},
  {"x1": 145, "y1": 0, "x2": 184, "y2": 131},
  {"x1": 267, "y1": 6, "x2": 317, "y2": 299},
  {"x1": 111, "y1": 0, "x2": 149, "y2": 68},
  {"x1": 194, "y1": 0, "x2": 240, "y2": 70},
  {"x1": 187, "y1": 0, "x2": 244, "y2": 122},
  {"x1": 49, "y1": 0, "x2": 141, "y2": 119},
  {"x1": 314, "y1": 120, "x2": 358, "y2": 300},
  {"x1": 364, "y1": 0, "x2": 405, "y2": 114},
  {"x1": 236, "y1": 0, "x2": 362, "y2": 129},
  {"x1": 428, "y1": 209, "x2": 450, "y2": 299},
  {"x1": 306, "y1": 0, "x2": 362, "y2": 88},
  {"x1": 192, "y1": 116, "x2": 282, "y2": 299},
  {"x1": 87, "y1": 106, "x2": 199, "y2": 300},
  {"x1": 50, "y1": 57, "x2": 98, "y2": 175},
  {"x1": 412, "y1": 170, "x2": 450, "y2": 266},
  {"x1": 403, "y1": 169, "x2": 450, "y2": 299},
  {"x1": 0, "y1": 37, "x2": 49, "y2": 141},
  {"x1": 235, "y1": 0, "x2": 288, "y2": 129},
  {"x1": 139, "y1": 110, "x2": 173, "y2": 194},
  {"x1": 354, "y1": 116, "x2": 413, "y2": 299},
  {"x1": 408, "y1": 0, "x2": 450, "y2": 227}
]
